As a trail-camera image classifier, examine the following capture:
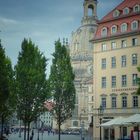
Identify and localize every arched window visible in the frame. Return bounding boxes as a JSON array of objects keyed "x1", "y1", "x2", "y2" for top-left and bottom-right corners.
[
  {"x1": 133, "y1": 5, "x2": 140, "y2": 13},
  {"x1": 131, "y1": 20, "x2": 138, "y2": 30},
  {"x1": 121, "y1": 23, "x2": 127, "y2": 32},
  {"x1": 101, "y1": 27, "x2": 107, "y2": 37},
  {"x1": 111, "y1": 25, "x2": 117, "y2": 34},
  {"x1": 113, "y1": 10, "x2": 120, "y2": 17},
  {"x1": 88, "y1": 4, "x2": 94, "y2": 16},
  {"x1": 123, "y1": 7, "x2": 129, "y2": 15}
]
